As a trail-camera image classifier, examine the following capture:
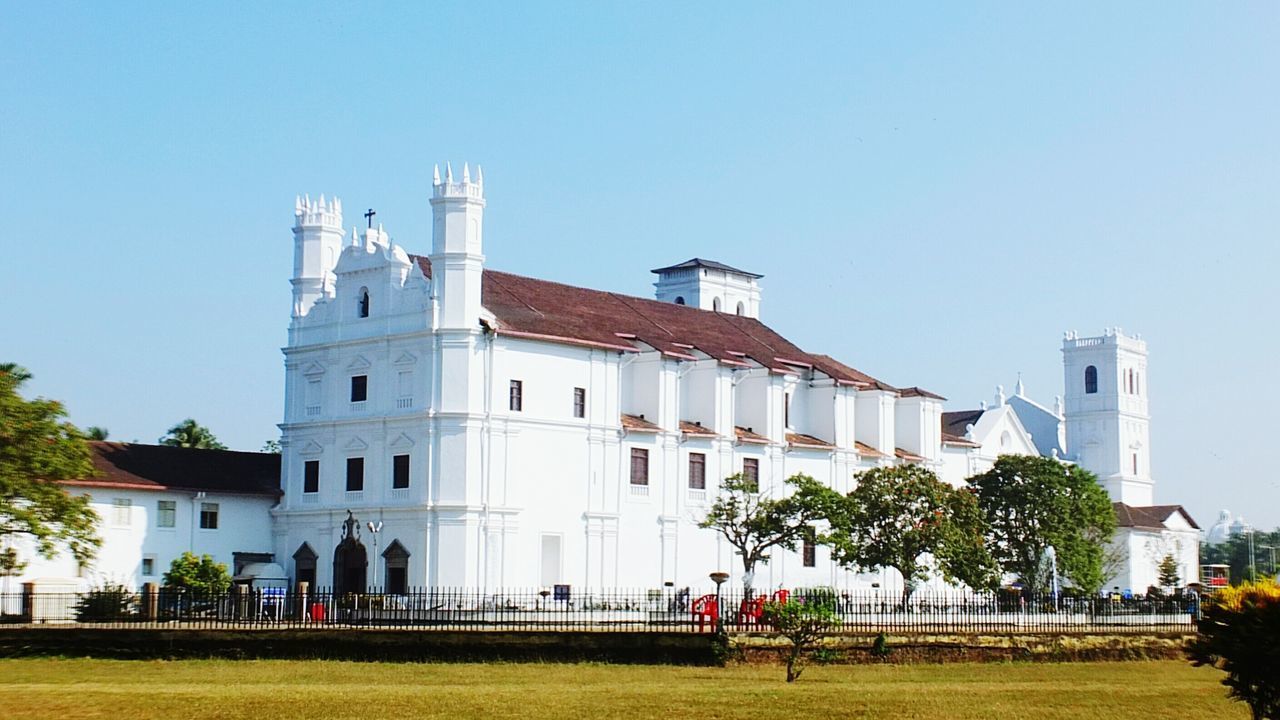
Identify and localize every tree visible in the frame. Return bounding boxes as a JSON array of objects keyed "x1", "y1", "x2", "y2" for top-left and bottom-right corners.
[
  {"x1": 162, "y1": 552, "x2": 231, "y2": 595},
  {"x1": 85, "y1": 427, "x2": 109, "y2": 441},
  {"x1": 824, "y1": 465, "x2": 999, "y2": 604},
  {"x1": 1187, "y1": 580, "x2": 1280, "y2": 720},
  {"x1": 699, "y1": 473, "x2": 838, "y2": 598},
  {"x1": 1158, "y1": 553, "x2": 1181, "y2": 591},
  {"x1": 970, "y1": 455, "x2": 1115, "y2": 594},
  {"x1": 158, "y1": 419, "x2": 226, "y2": 450},
  {"x1": 0, "y1": 364, "x2": 101, "y2": 566},
  {"x1": 763, "y1": 596, "x2": 838, "y2": 682},
  {"x1": 261, "y1": 440, "x2": 281, "y2": 453}
]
